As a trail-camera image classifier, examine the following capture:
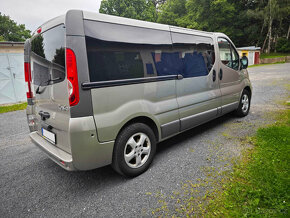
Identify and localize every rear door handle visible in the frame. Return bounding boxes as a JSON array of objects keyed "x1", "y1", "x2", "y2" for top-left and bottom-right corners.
[{"x1": 219, "y1": 69, "x2": 223, "y2": 80}]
